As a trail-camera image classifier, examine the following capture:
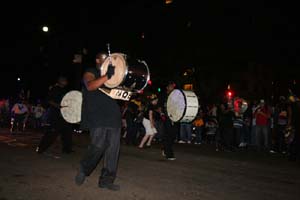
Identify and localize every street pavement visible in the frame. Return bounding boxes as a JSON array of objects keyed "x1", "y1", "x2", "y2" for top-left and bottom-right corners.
[{"x1": 0, "y1": 128, "x2": 300, "y2": 200}]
